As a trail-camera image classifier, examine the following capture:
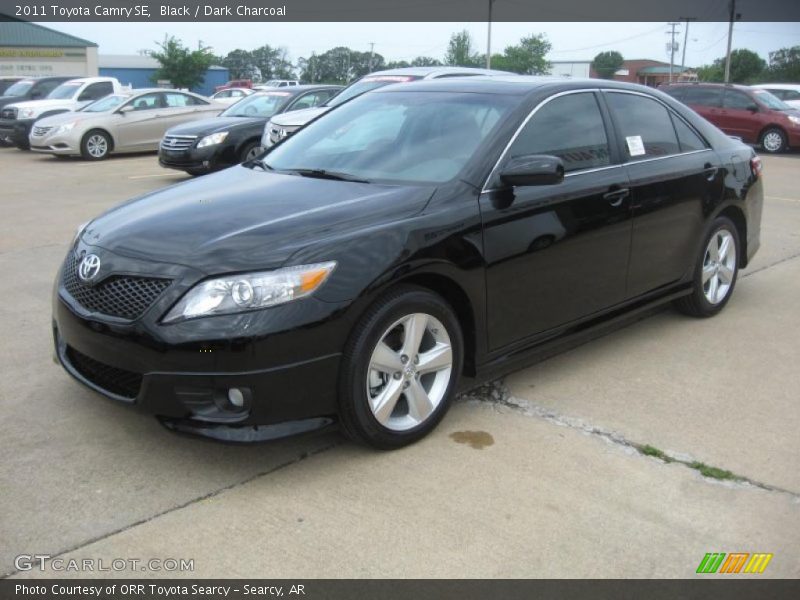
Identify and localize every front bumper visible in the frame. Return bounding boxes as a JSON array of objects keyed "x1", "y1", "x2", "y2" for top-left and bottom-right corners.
[
  {"x1": 52, "y1": 245, "x2": 353, "y2": 433},
  {"x1": 30, "y1": 132, "x2": 78, "y2": 155},
  {"x1": 159, "y1": 145, "x2": 226, "y2": 172},
  {"x1": 0, "y1": 117, "x2": 34, "y2": 145}
]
